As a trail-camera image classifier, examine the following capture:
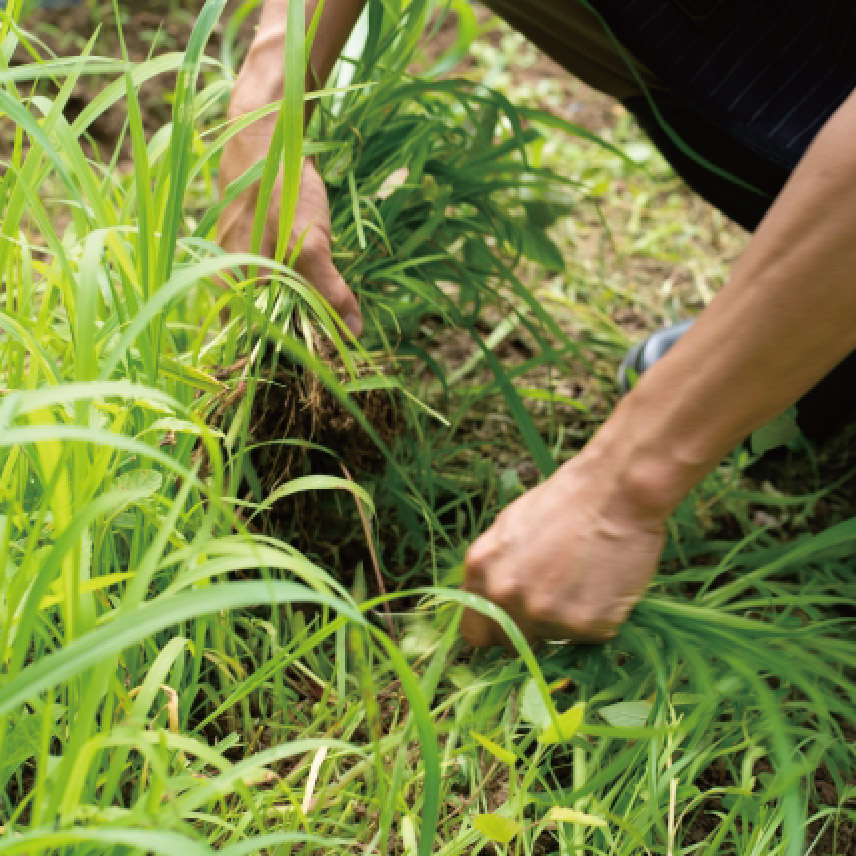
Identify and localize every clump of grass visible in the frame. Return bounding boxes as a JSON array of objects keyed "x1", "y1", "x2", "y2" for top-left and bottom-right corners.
[{"x1": 0, "y1": 2, "x2": 441, "y2": 852}]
